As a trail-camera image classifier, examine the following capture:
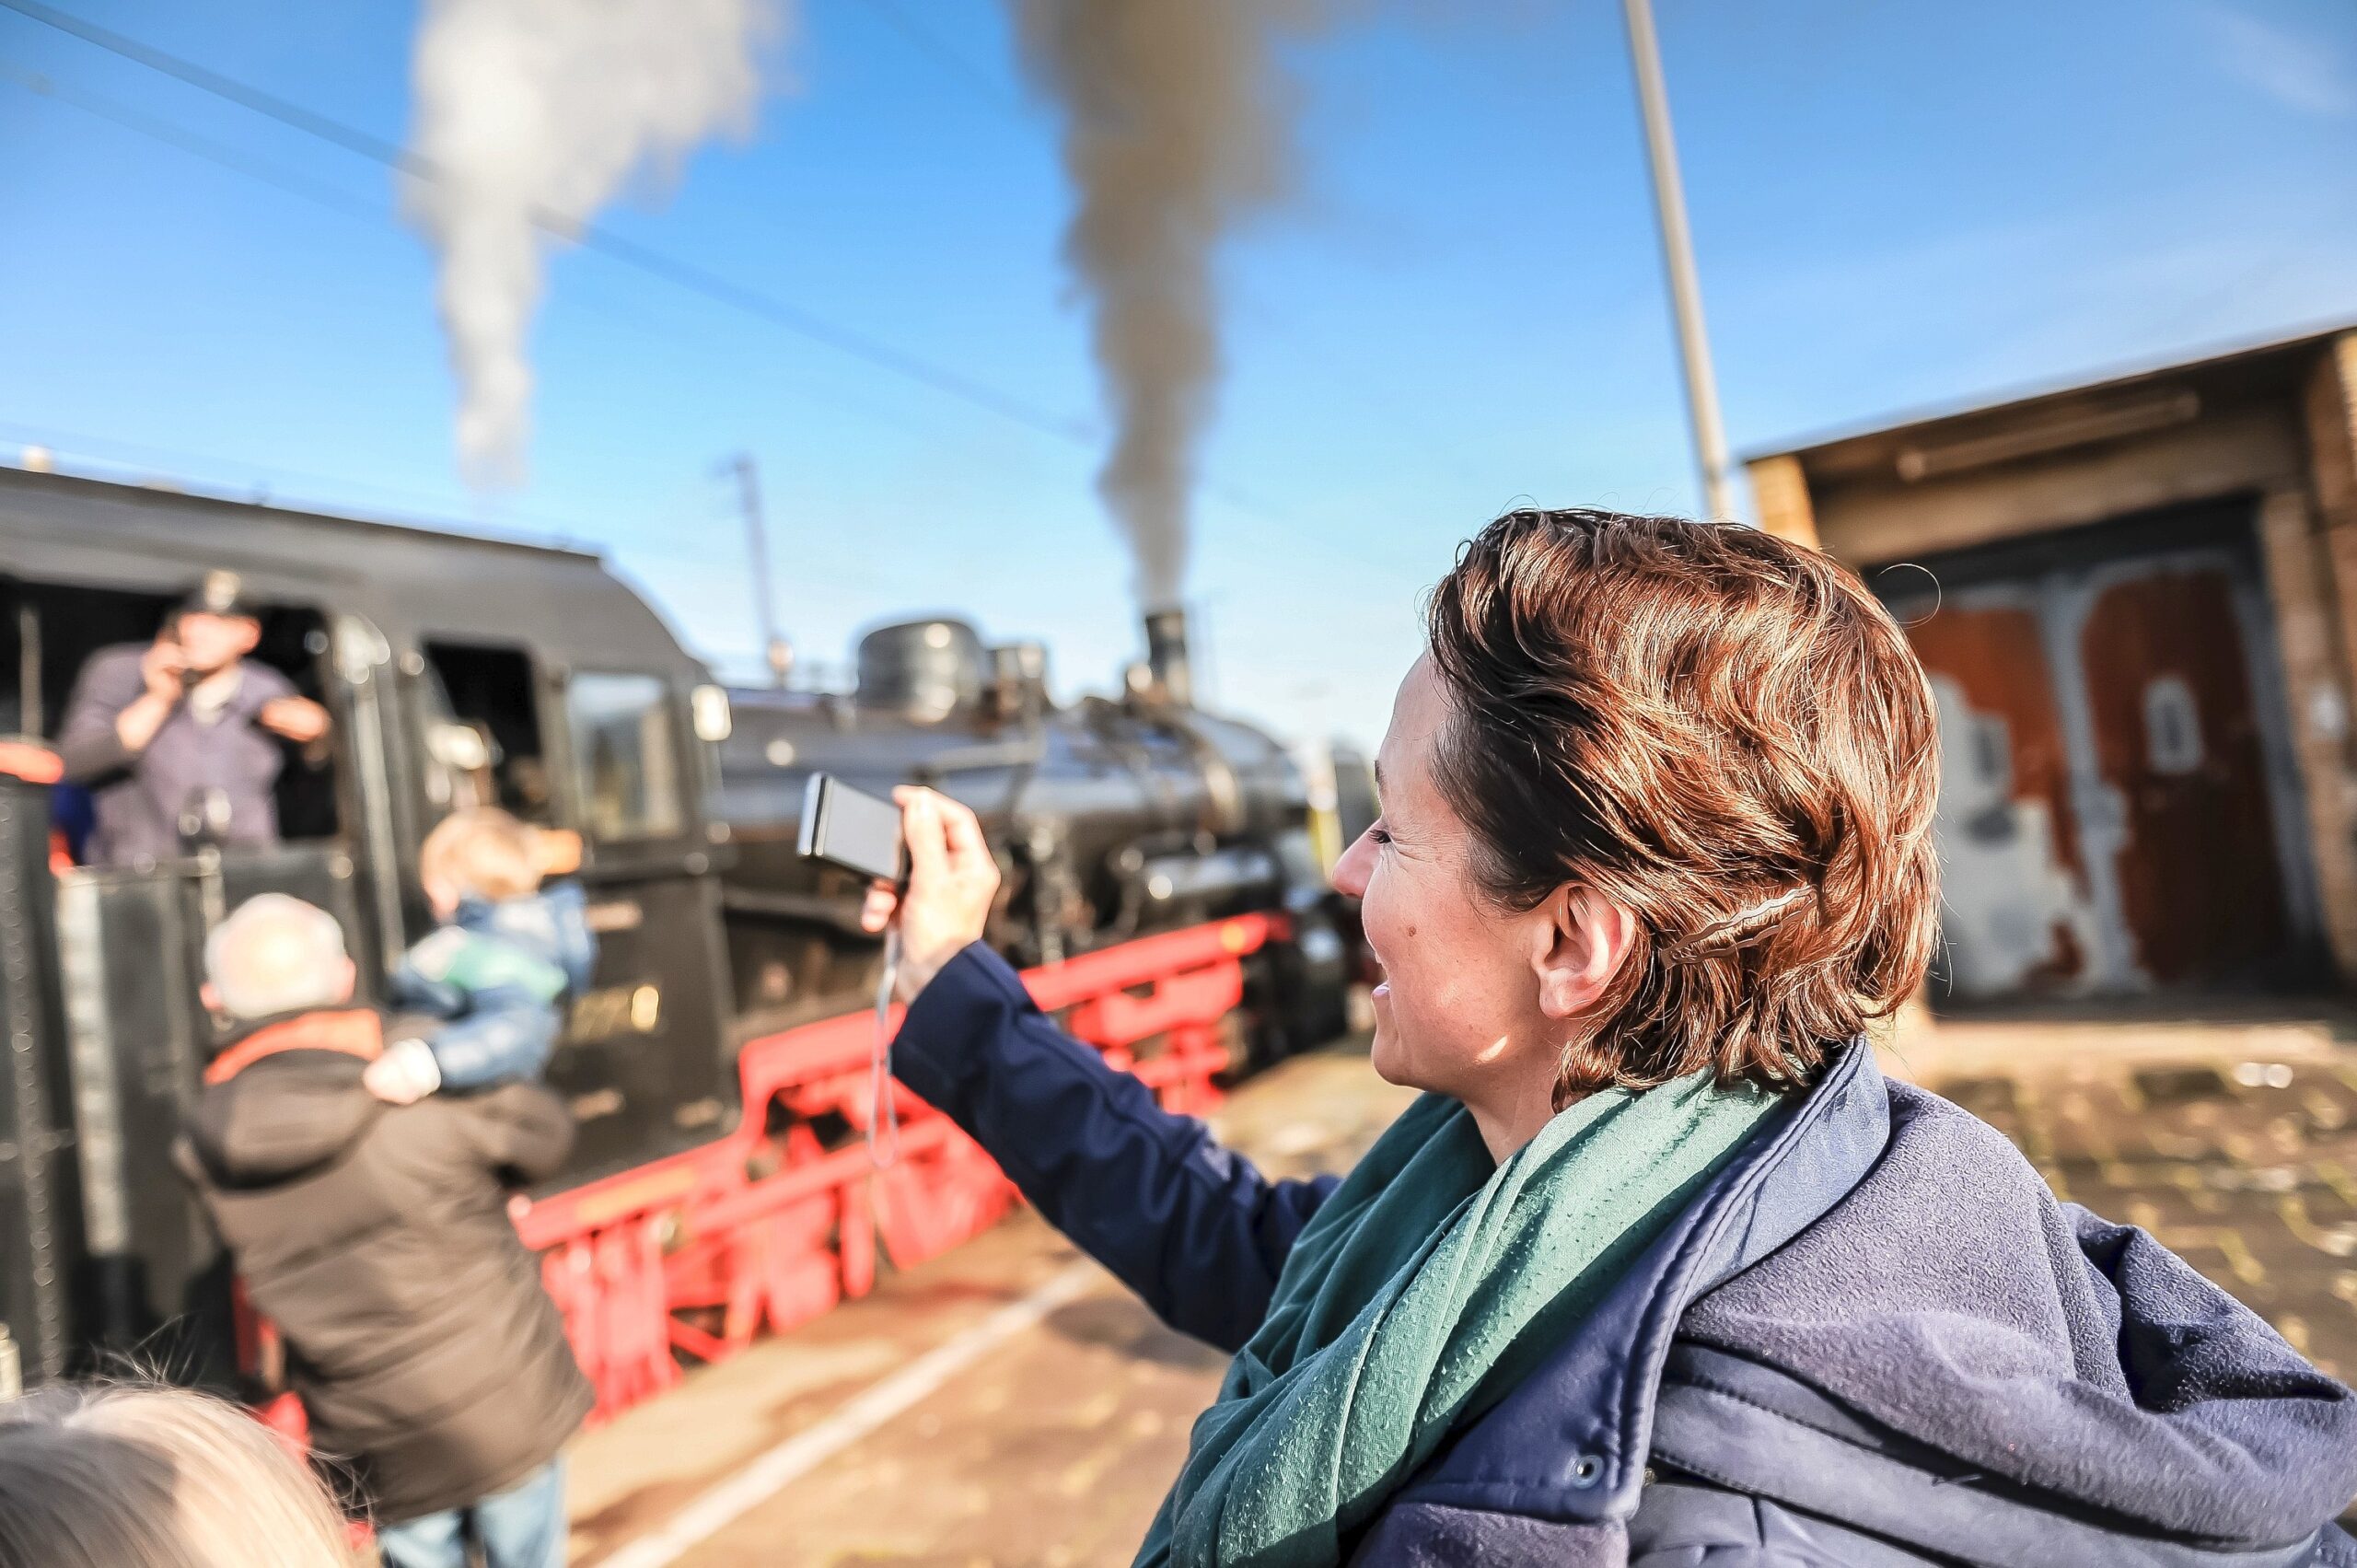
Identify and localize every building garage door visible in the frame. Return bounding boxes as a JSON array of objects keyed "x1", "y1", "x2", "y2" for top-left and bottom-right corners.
[{"x1": 1878, "y1": 500, "x2": 2319, "y2": 1001}]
